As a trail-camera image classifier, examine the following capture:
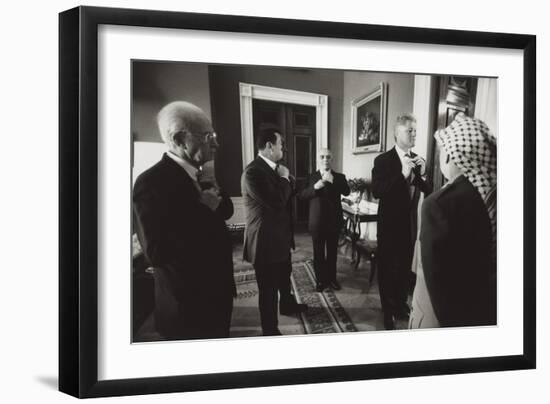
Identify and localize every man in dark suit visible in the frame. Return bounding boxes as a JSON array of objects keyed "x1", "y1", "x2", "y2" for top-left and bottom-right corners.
[
  {"x1": 372, "y1": 114, "x2": 431, "y2": 330},
  {"x1": 133, "y1": 101, "x2": 235, "y2": 340},
  {"x1": 241, "y1": 128, "x2": 307, "y2": 336},
  {"x1": 419, "y1": 113, "x2": 497, "y2": 327},
  {"x1": 299, "y1": 148, "x2": 350, "y2": 292}
]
